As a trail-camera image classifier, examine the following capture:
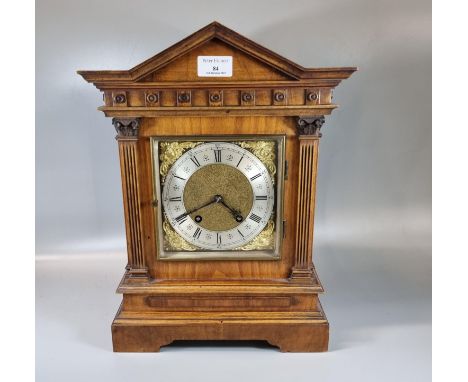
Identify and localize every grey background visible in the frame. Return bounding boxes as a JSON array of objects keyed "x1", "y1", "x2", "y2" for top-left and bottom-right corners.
[{"x1": 36, "y1": 0, "x2": 431, "y2": 381}]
